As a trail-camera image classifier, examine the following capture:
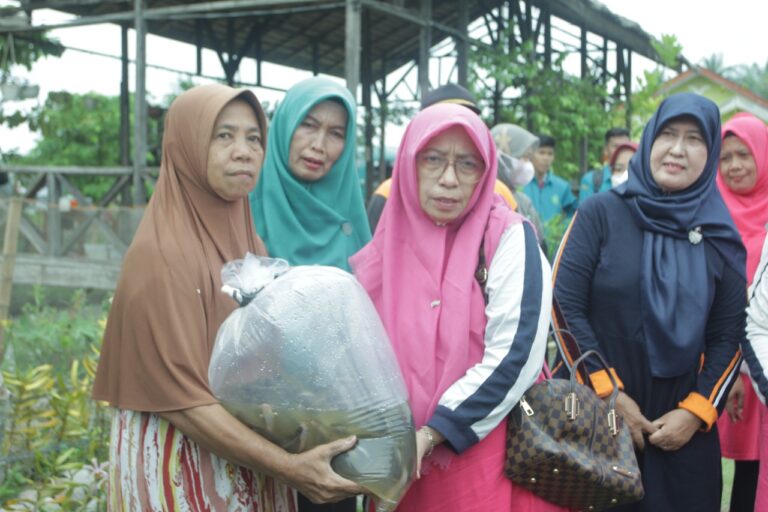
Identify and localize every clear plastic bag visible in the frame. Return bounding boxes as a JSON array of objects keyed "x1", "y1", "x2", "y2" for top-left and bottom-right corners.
[{"x1": 209, "y1": 254, "x2": 416, "y2": 511}]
